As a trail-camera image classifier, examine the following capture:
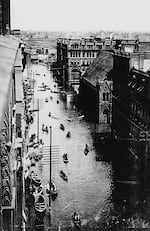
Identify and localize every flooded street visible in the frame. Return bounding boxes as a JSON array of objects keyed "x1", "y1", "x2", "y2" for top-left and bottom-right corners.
[
  {"x1": 27, "y1": 64, "x2": 150, "y2": 230},
  {"x1": 27, "y1": 64, "x2": 112, "y2": 229}
]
